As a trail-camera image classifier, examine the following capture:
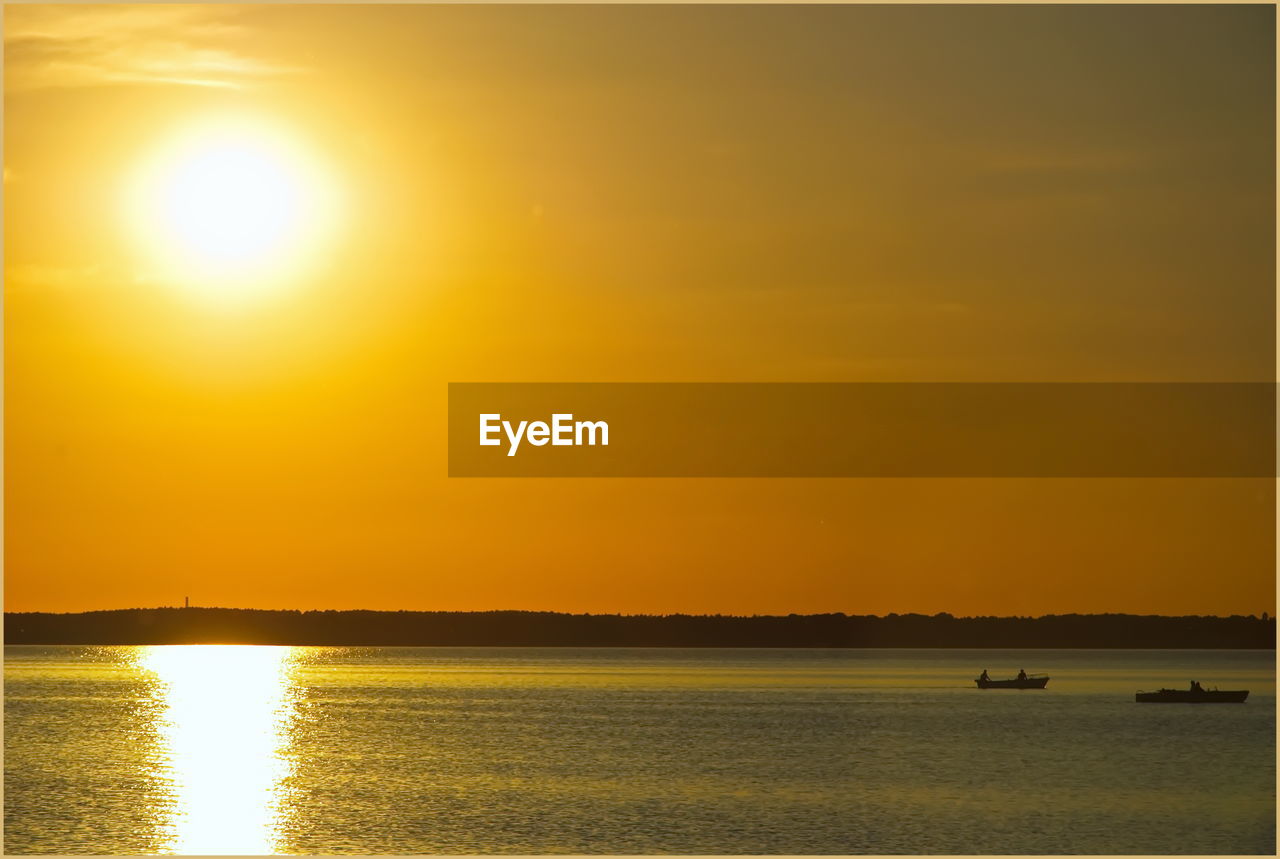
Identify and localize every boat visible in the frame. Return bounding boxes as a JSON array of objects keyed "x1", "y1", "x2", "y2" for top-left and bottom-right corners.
[
  {"x1": 1135, "y1": 683, "x2": 1248, "y2": 703},
  {"x1": 975, "y1": 673, "x2": 1049, "y2": 689}
]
